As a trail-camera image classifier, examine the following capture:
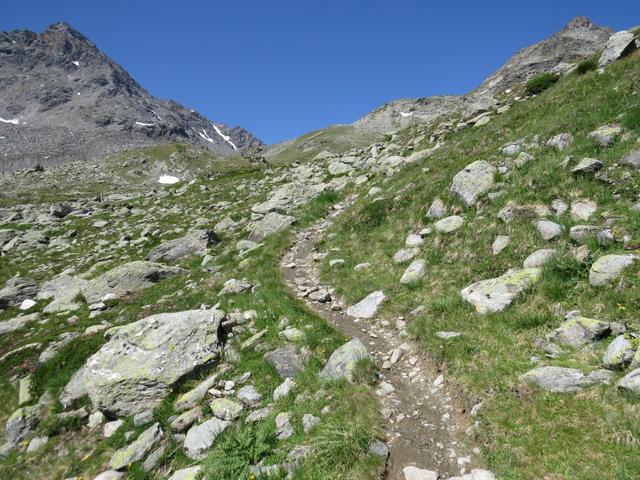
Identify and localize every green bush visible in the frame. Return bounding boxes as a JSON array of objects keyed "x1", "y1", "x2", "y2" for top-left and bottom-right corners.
[
  {"x1": 576, "y1": 57, "x2": 598, "y2": 75},
  {"x1": 525, "y1": 72, "x2": 560, "y2": 96}
]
